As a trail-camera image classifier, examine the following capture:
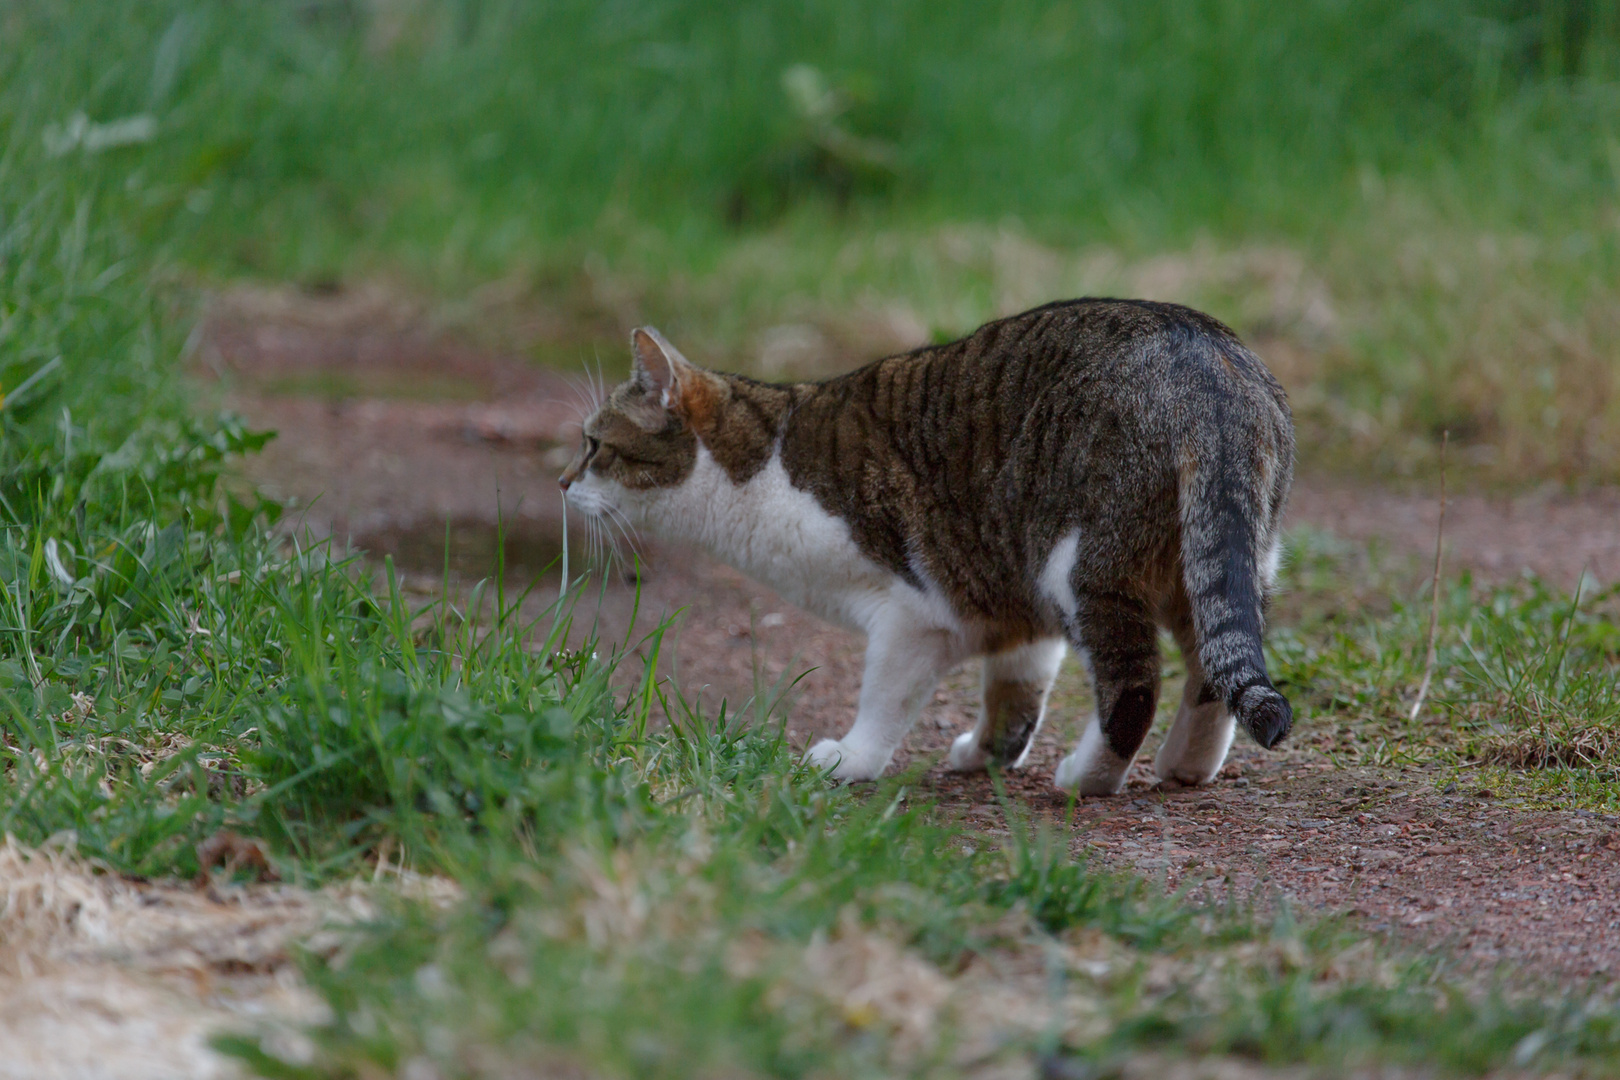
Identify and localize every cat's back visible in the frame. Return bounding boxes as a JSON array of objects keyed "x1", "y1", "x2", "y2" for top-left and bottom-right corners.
[
  {"x1": 775, "y1": 299, "x2": 1292, "y2": 614},
  {"x1": 785, "y1": 298, "x2": 1286, "y2": 469},
  {"x1": 920, "y1": 297, "x2": 1279, "y2": 403}
]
